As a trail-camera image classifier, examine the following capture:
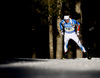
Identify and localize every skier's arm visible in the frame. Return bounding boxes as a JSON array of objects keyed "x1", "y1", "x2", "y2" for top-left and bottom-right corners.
[
  {"x1": 73, "y1": 19, "x2": 80, "y2": 35},
  {"x1": 76, "y1": 21, "x2": 80, "y2": 35}
]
